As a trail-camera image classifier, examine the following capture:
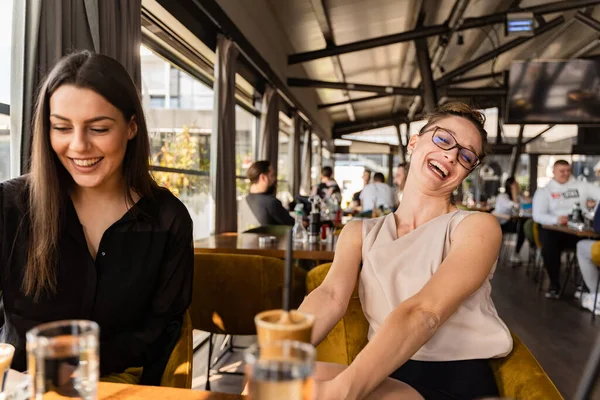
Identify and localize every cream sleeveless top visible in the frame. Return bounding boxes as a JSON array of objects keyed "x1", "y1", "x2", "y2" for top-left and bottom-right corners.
[{"x1": 358, "y1": 210, "x2": 513, "y2": 361}]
